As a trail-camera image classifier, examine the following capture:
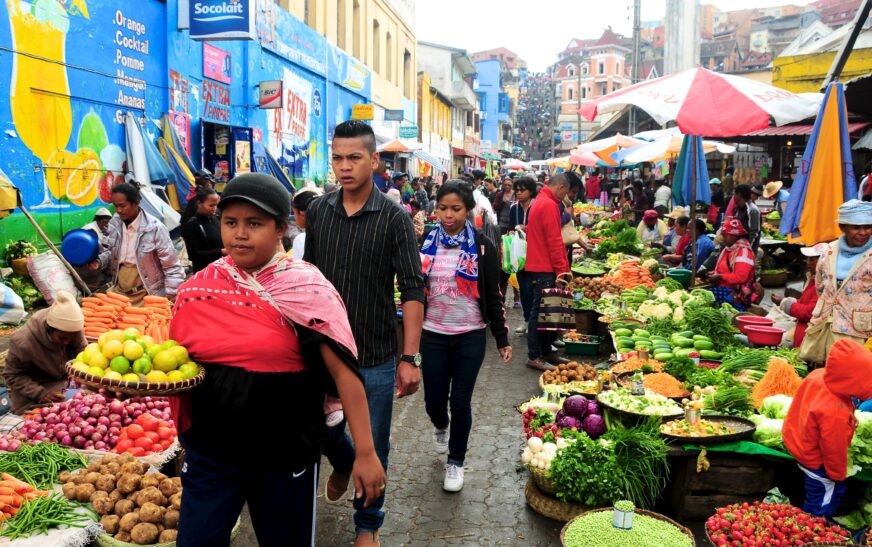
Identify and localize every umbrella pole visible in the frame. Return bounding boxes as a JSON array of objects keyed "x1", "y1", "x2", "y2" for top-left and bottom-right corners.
[{"x1": 691, "y1": 137, "x2": 698, "y2": 282}]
